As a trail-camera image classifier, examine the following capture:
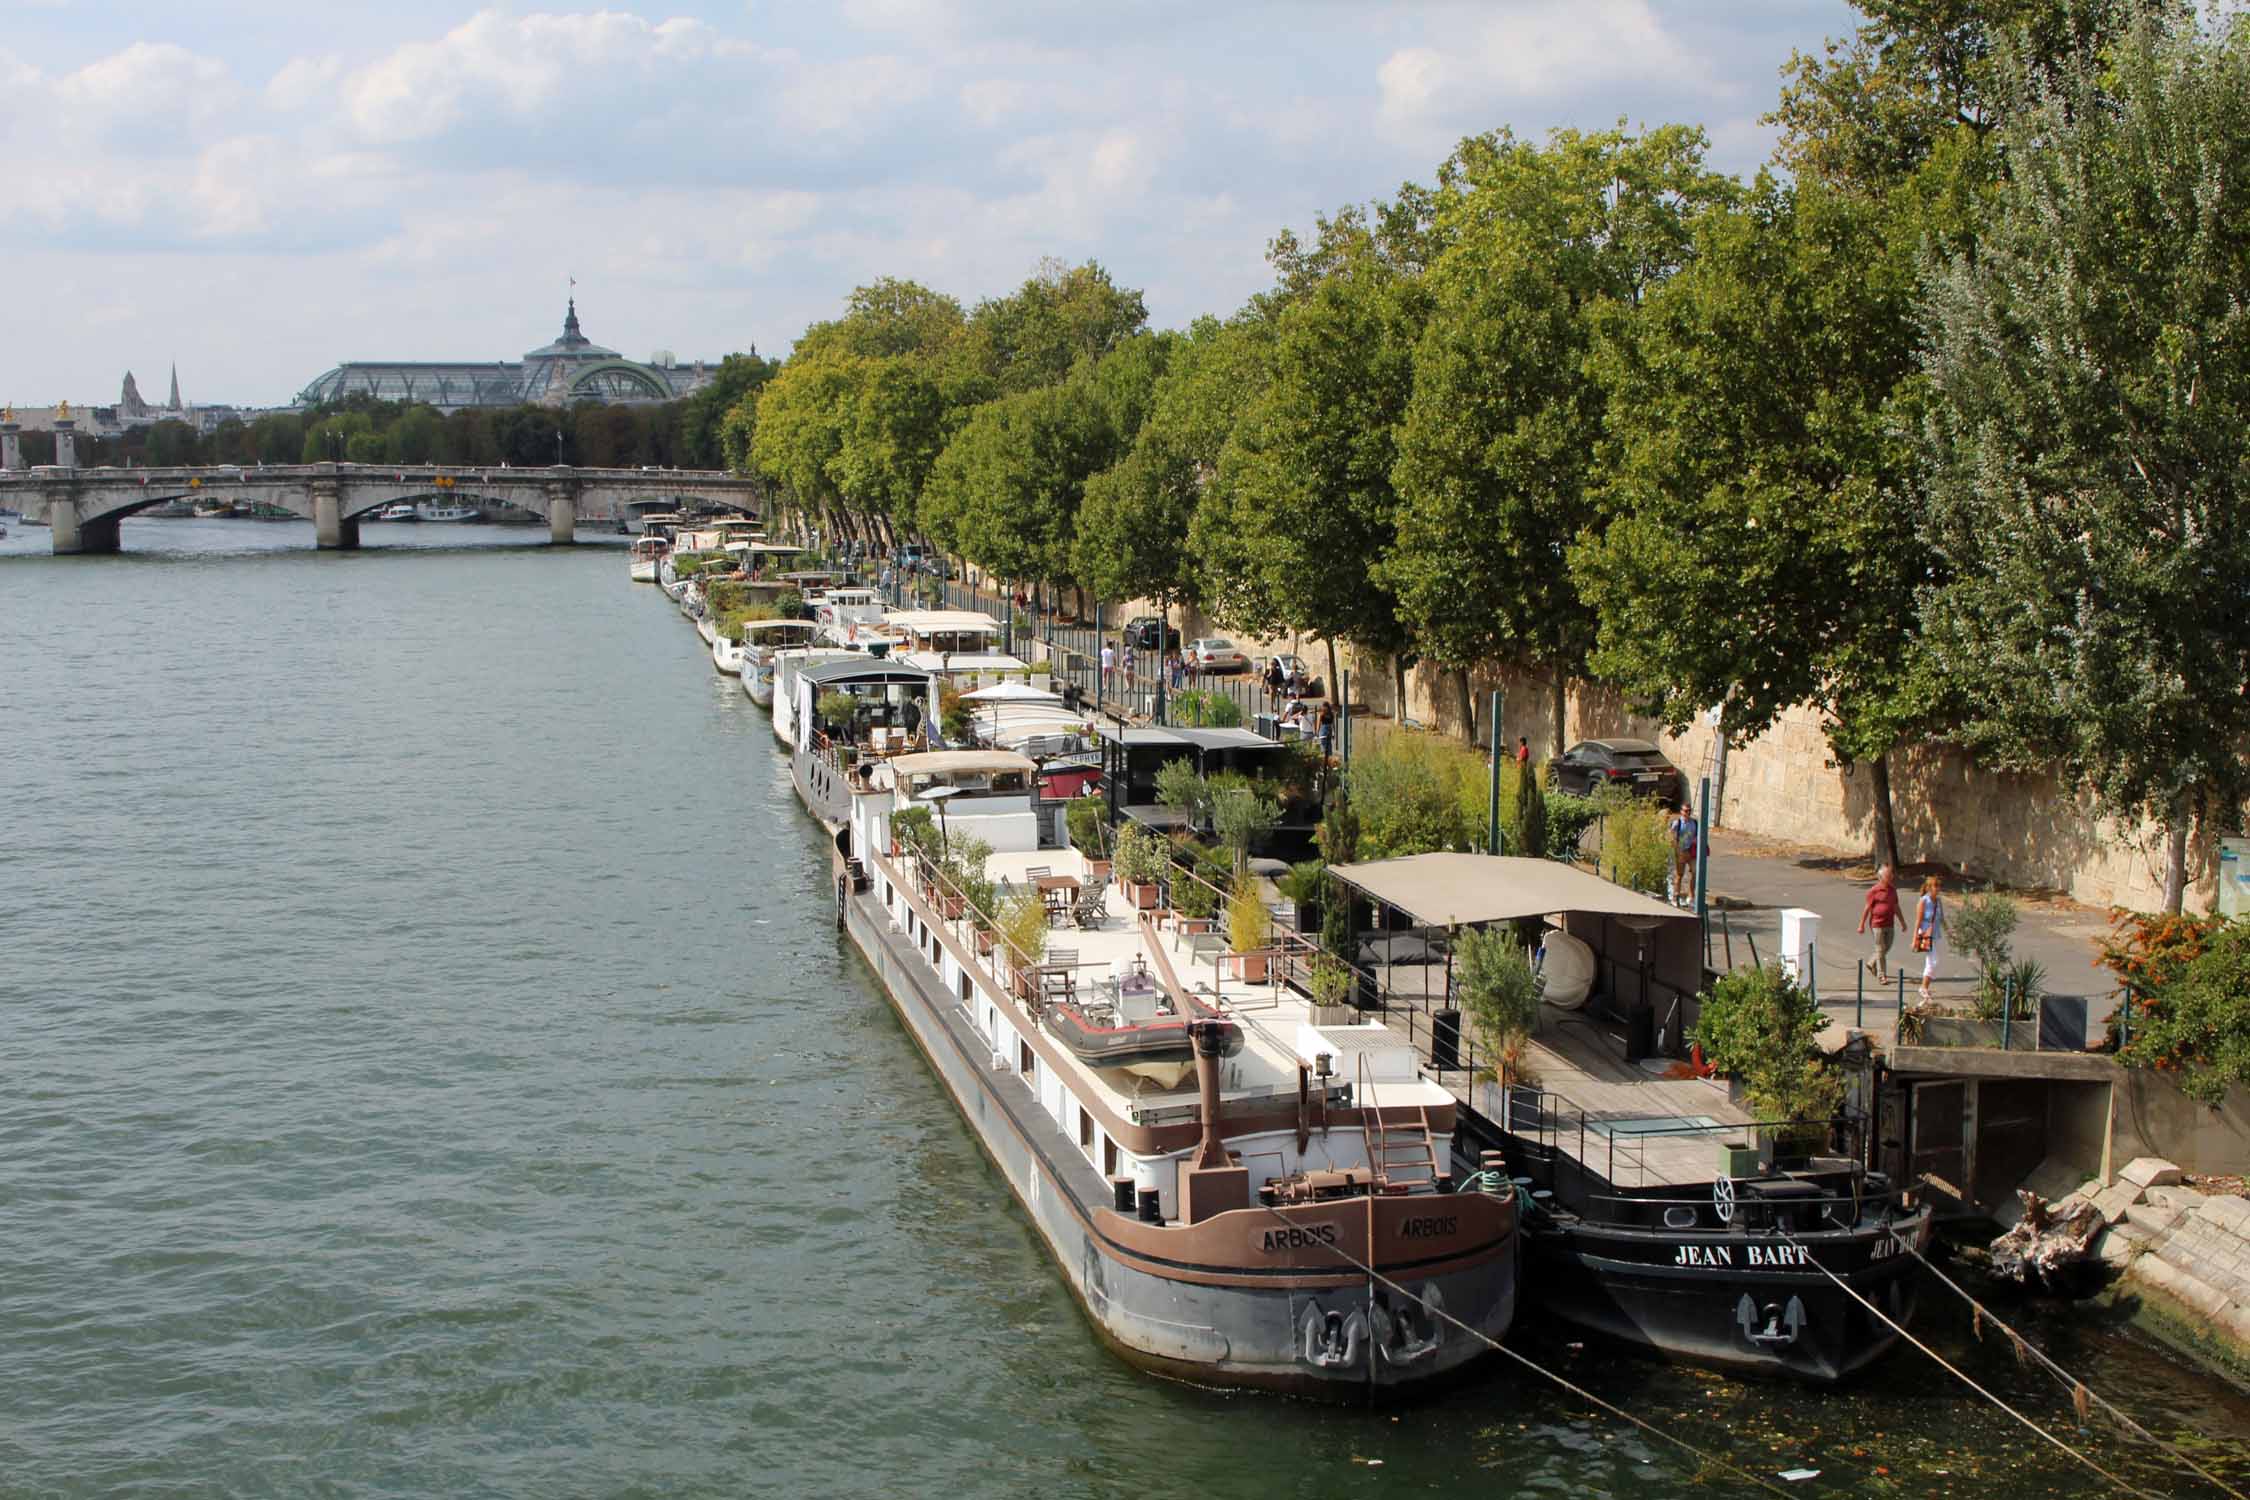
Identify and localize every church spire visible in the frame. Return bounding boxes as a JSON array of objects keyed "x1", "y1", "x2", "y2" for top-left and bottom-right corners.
[{"x1": 167, "y1": 363, "x2": 182, "y2": 411}]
